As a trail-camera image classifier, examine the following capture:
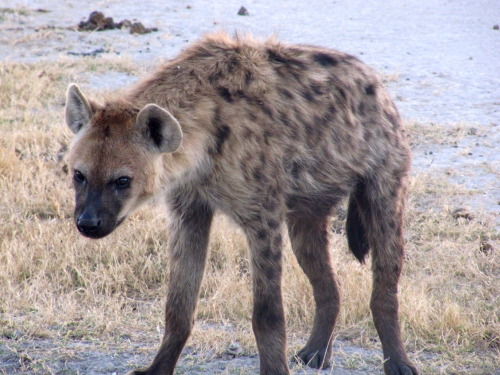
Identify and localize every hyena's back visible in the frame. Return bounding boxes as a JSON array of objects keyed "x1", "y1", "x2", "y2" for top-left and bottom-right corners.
[{"x1": 126, "y1": 33, "x2": 410, "y2": 222}]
